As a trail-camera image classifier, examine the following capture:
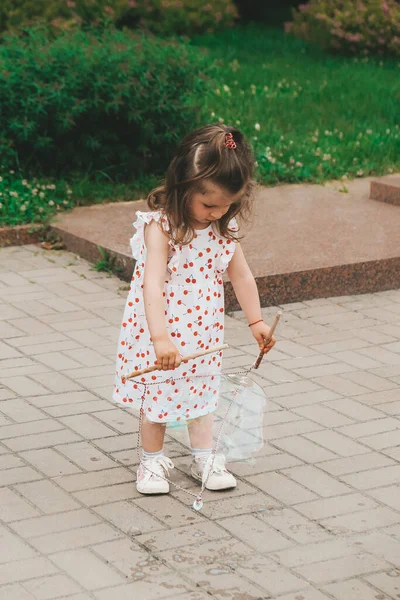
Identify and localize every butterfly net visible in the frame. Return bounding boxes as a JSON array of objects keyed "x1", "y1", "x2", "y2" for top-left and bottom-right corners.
[
  {"x1": 124, "y1": 367, "x2": 267, "y2": 510},
  {"x1": 121, "y1": 313, "x2": 280, "y2": 511}
]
